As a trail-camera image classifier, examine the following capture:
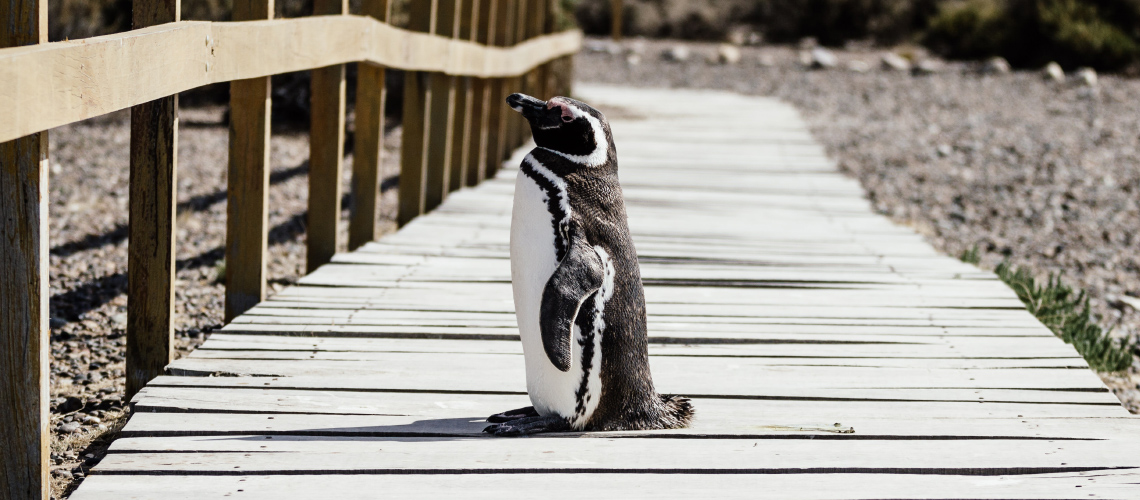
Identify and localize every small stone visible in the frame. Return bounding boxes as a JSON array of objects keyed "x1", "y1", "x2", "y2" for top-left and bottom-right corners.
[
  {"x1": 757, "y1": 53, "x2": 776, "y2": 67},
  {"x1": 59, "y1": 422, "x2": 81, "y2": 433},
  {"x1": 1044, "y1": 62, "x2": 1065, "y2": 82},
  {"x1": 881, "y1": 52, "x2": 911, "y2": 72},
  {"x1": 55, "y1": 396, "x2": 83, "y2": 413},
  {"x1": 52, "y1": 469, "x2": 73, "y2": 479},
  {"x1": 937, "y1": 144, "x2": 953, "y2": 157},
  {"x1": 110, "y1": 313, "x2": 127, "y2": 330},
  {"x1": 846, "y1": 60, "x2": 871, "y2": 73},
  {"x1": 82, "y1": 415, "x2": 101, "y2": 424},
  {"x1": 625, "y1": 53, "x2": 641, "y2": 66},
  {"x1": 913, "y1": 59, "x2": 944, "y2": 75},
  {"x1": 716, "y1": 44, "x2": 742, "y2": 65},
  {"x1": 982, "y1": 56, "x2": 1011, "y2": 74},
  {"x1": 810, "y1": 47, "x2": 838, "y2": 69},
  {"x1": 1075, "y1": 67, "x2": 1098, "y2": 87},
  {"x1": 661, "y1": 45, "x2": 690, "y2": 63}
]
